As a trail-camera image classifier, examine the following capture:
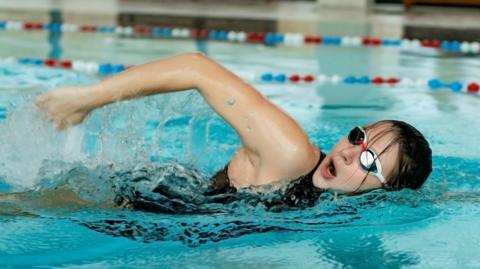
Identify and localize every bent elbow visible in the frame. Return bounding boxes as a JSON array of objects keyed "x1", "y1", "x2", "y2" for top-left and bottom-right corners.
[{"x1": 185, "y1": 52, "x2": 208, "y2": 64}]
